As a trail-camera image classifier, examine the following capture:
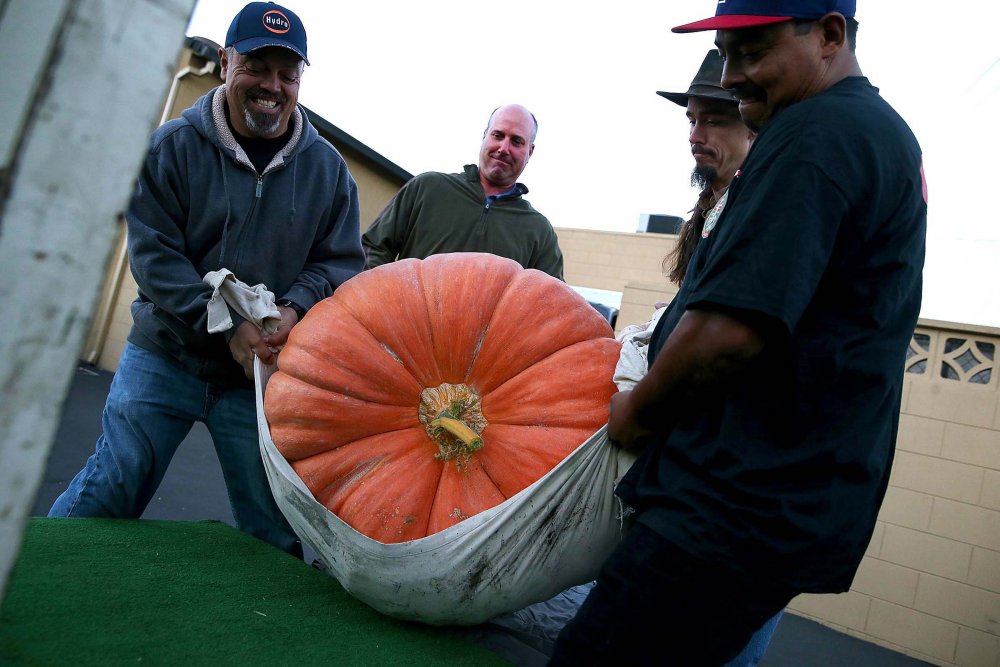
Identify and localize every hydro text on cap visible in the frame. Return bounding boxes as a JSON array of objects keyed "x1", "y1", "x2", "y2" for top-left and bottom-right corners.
[
  {"x1": 672, "y1": 0, "x2": 856, "y2": 33},
  {"x1": 226, "y1": 2, "x2": 309, "y2": 65}
]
